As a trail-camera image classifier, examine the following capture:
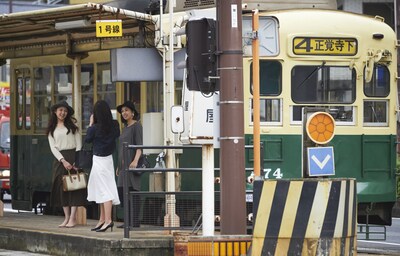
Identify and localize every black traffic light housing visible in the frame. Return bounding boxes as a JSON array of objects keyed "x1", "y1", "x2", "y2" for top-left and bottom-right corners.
[{"x1": 185, "y1": 18, "x2": 218, "y2": 94}]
